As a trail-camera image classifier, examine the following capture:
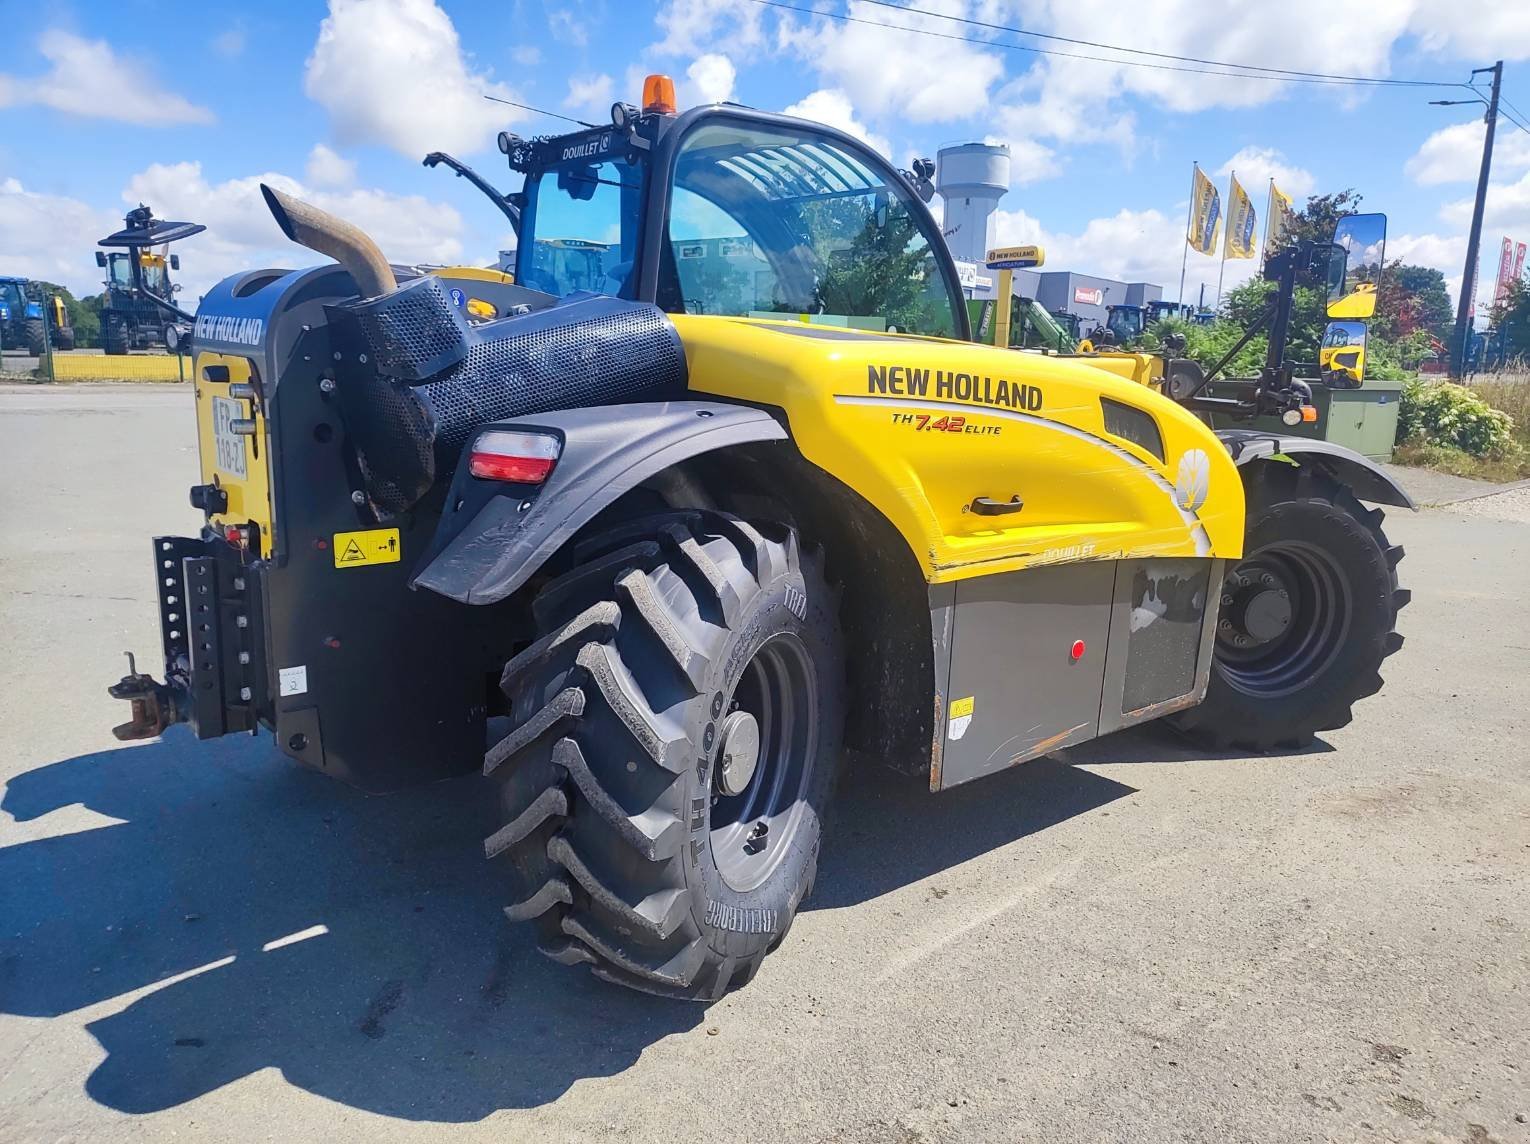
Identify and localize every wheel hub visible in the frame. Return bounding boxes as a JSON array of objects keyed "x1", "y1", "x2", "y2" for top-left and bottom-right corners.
[{"x1": 716, "y1": 710, "x2": 761, "y2": 797}]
